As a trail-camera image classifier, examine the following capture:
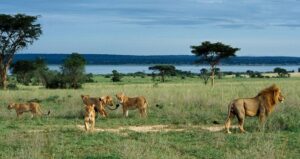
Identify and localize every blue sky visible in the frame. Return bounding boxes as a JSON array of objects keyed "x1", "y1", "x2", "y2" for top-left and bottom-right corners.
[{"x1": 1, "y1": 0, "x2": 300, "y2": 56}]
